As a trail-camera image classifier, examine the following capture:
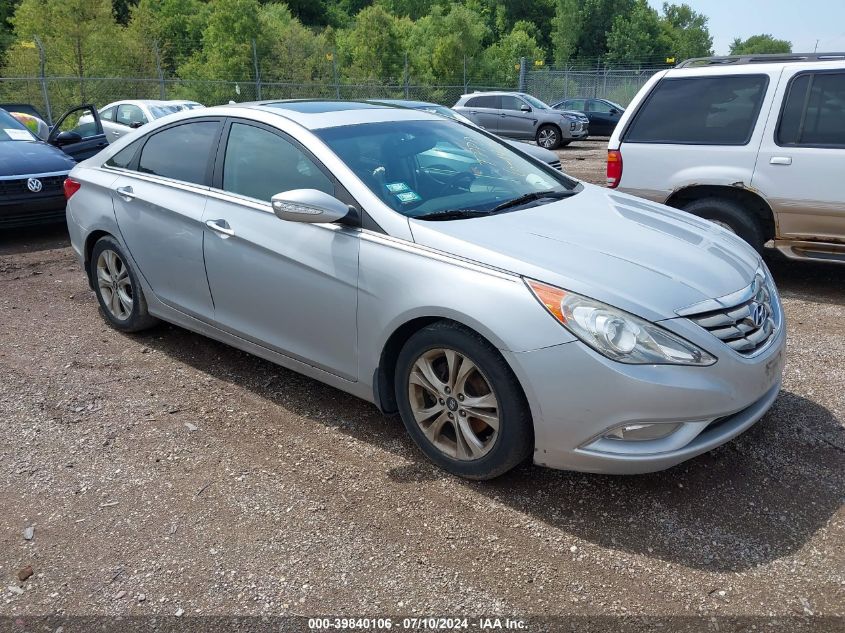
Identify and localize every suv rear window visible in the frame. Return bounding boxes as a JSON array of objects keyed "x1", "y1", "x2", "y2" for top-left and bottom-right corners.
[
  {"x1": 625, "y1": 75, "x2": 768, "y2": 145},
  {"x1": 778, "y1": 71, "x2": 845, "y2": 147}
]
